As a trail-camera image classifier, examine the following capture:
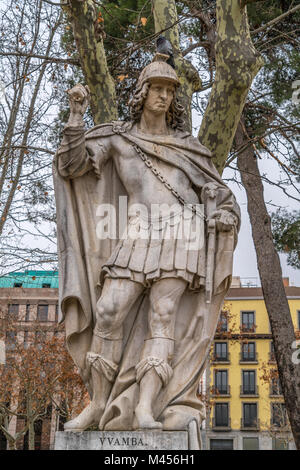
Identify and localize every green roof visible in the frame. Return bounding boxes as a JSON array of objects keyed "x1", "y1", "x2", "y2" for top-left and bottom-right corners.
[{"x1": 0, "y1": 271, "x2": 59, "y2": 288}]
